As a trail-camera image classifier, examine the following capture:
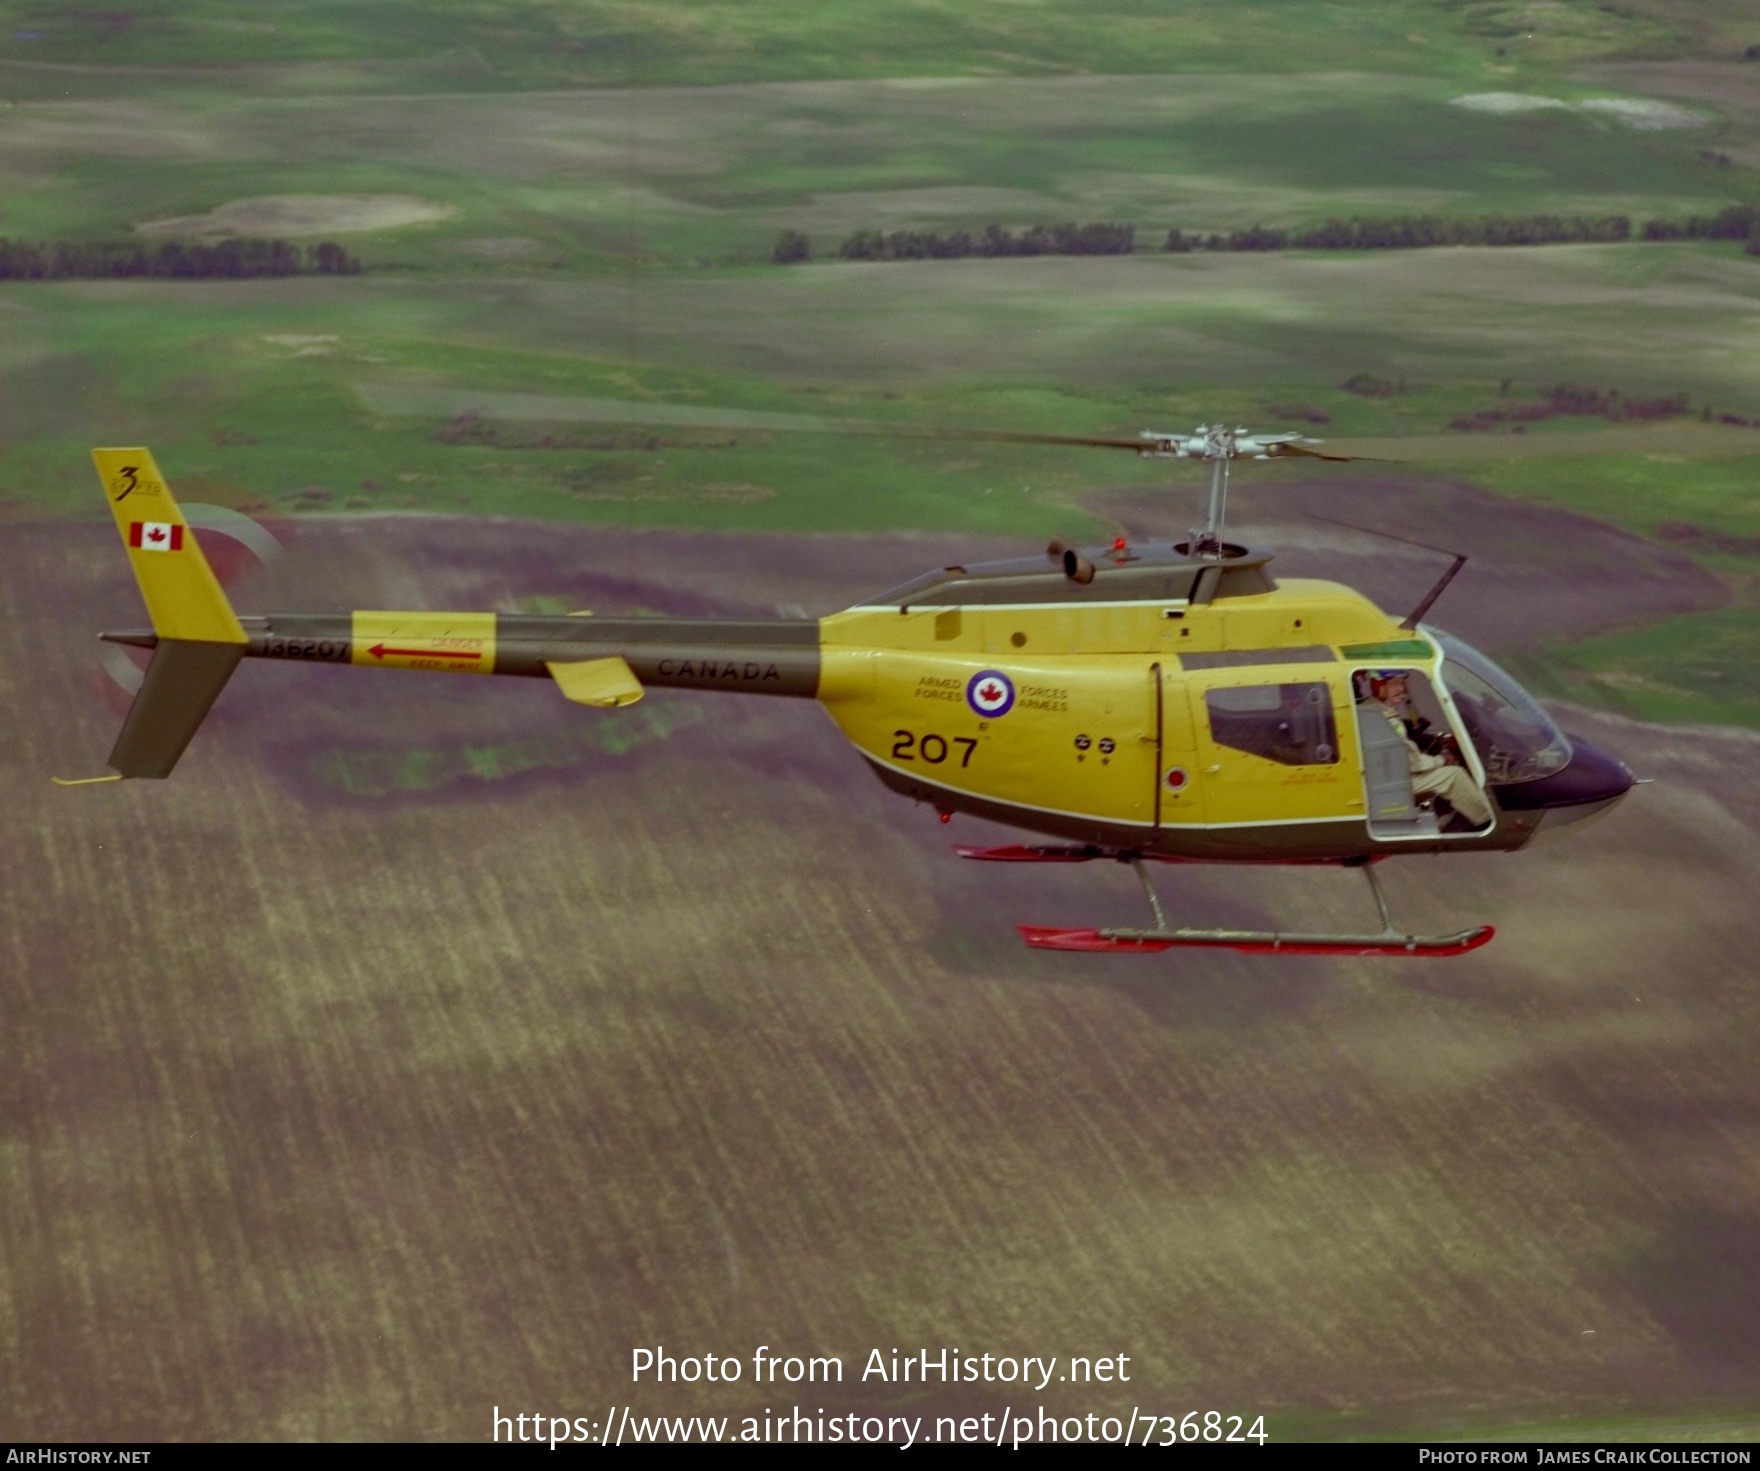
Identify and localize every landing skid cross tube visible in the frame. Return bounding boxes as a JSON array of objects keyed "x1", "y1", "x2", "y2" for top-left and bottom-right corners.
[{"x1": 1000, "y1": 855, "x2": 1494, "y2": 958}]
